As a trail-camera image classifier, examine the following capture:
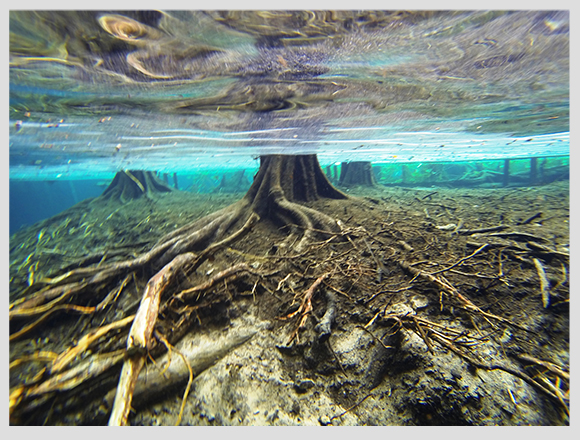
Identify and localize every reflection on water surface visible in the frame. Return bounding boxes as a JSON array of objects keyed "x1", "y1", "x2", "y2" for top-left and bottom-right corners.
[{"x1": 9, "y1": 10, "x2": 569, "y2": 177}]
